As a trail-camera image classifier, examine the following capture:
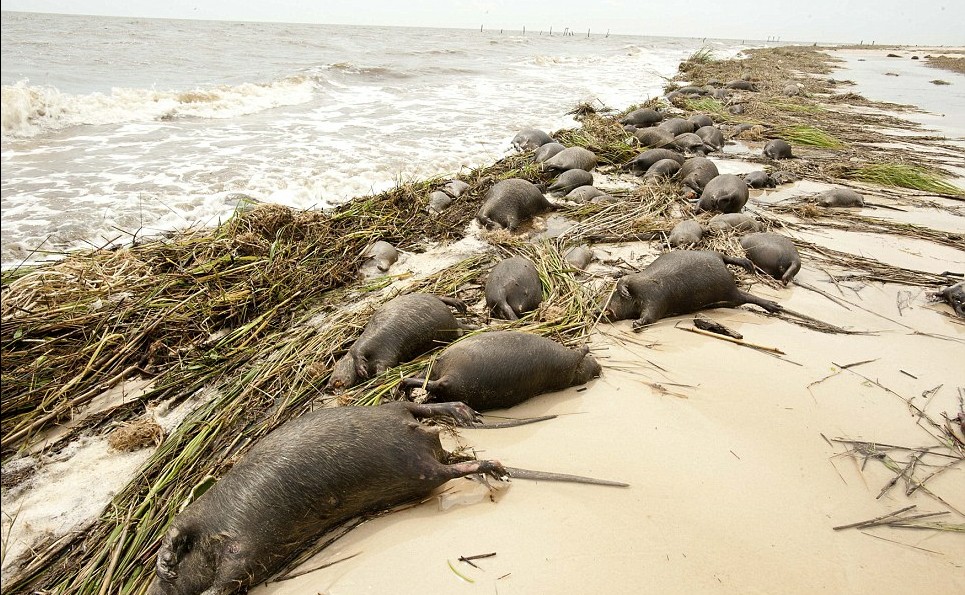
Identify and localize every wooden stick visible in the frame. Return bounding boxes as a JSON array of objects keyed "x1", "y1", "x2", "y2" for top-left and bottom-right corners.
[{"x1": 677, "y1": 324, "x2": 785, "y2": 354}]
